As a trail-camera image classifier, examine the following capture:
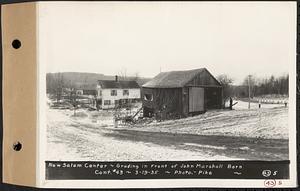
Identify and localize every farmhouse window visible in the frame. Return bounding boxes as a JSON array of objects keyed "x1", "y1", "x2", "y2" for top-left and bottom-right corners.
[
  {"x1": 111, "y1": 90, "x2": 117, "y2": 96},
  {"x1": 144, "y1": 94, "x2": 153, "y2": 101},
  {"x1": 123, "y1": 89, "x2": 129, "y2": 96},
  {"x1": 104, "y1": 100, "x2": 111, "y2": 105}
]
